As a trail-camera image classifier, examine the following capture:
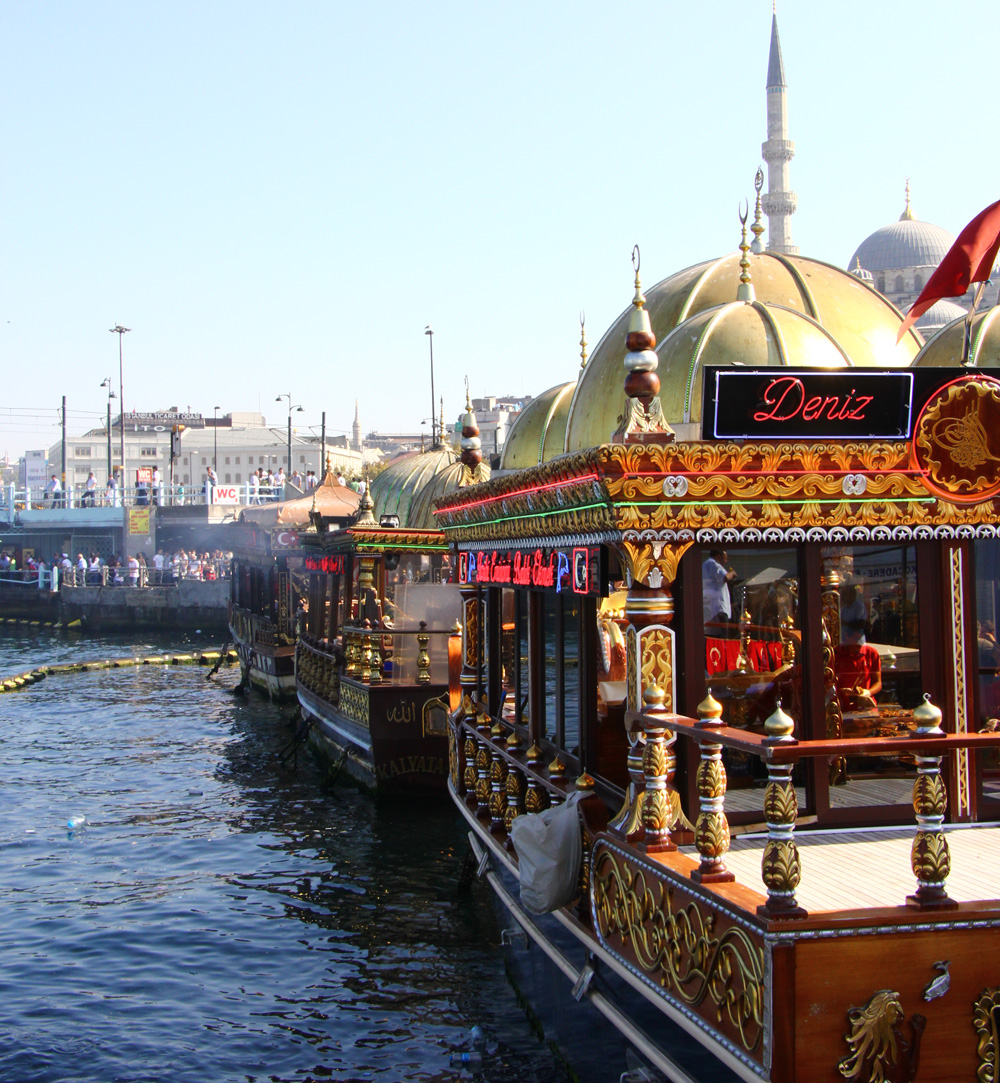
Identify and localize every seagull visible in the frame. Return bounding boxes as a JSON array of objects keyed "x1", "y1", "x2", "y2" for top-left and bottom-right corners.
[{"x1": 923, "y1": 960, "x2": 951, "y2": 1001}]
